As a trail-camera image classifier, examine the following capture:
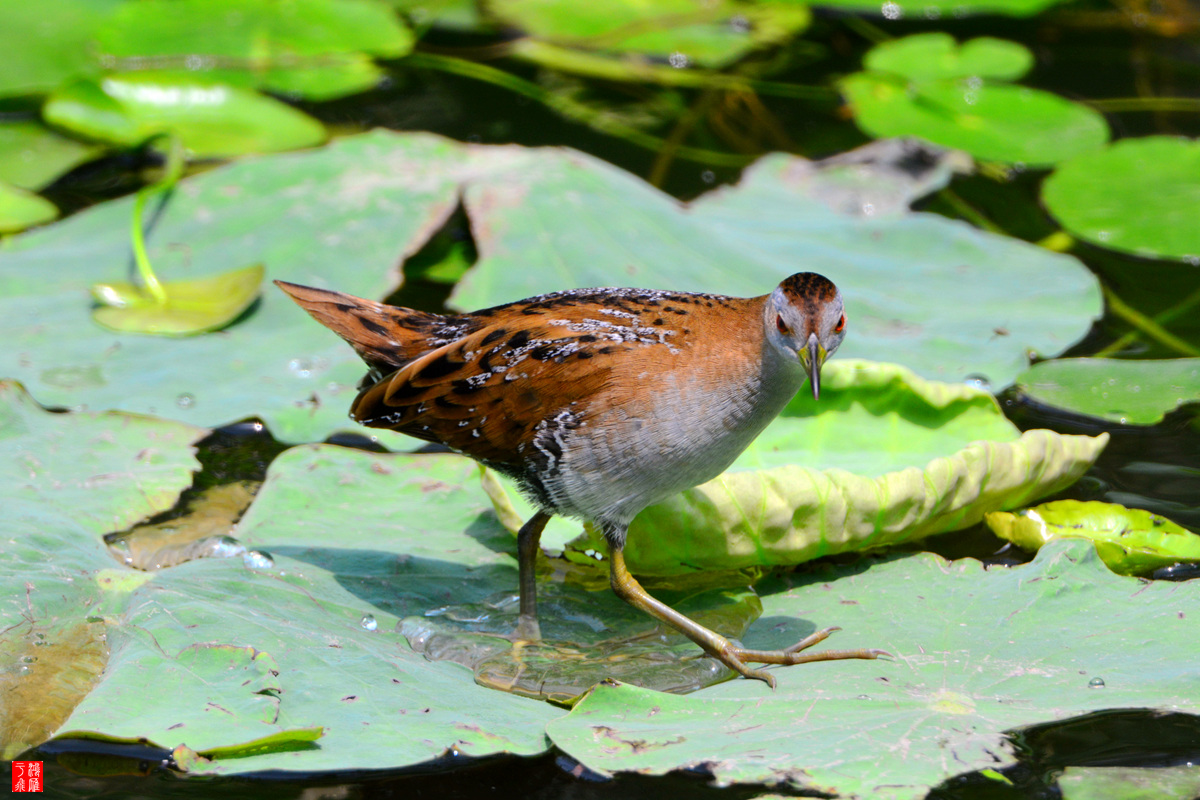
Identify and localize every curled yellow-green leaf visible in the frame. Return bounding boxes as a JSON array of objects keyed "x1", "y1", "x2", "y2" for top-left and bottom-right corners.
[{"x1": 986, "y1": 500, "x2": 1200, "y2": 576}]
